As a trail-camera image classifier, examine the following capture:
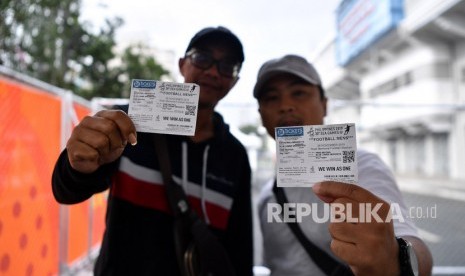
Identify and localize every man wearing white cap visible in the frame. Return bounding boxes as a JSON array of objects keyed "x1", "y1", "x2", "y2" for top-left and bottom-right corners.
[{"x1": 255, "y1": 55, "x2": 432, "y2": 276}]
